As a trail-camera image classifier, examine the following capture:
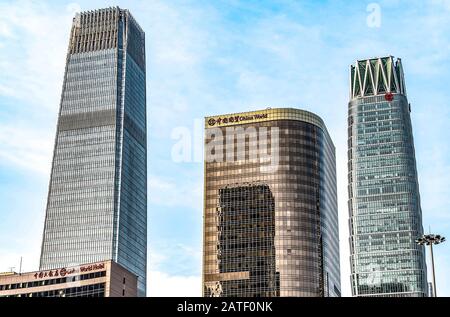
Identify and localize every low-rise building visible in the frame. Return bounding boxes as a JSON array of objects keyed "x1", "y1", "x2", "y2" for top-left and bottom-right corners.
[{"x1": 0, "y1": 260, "x2": 137, "y2": 297}]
